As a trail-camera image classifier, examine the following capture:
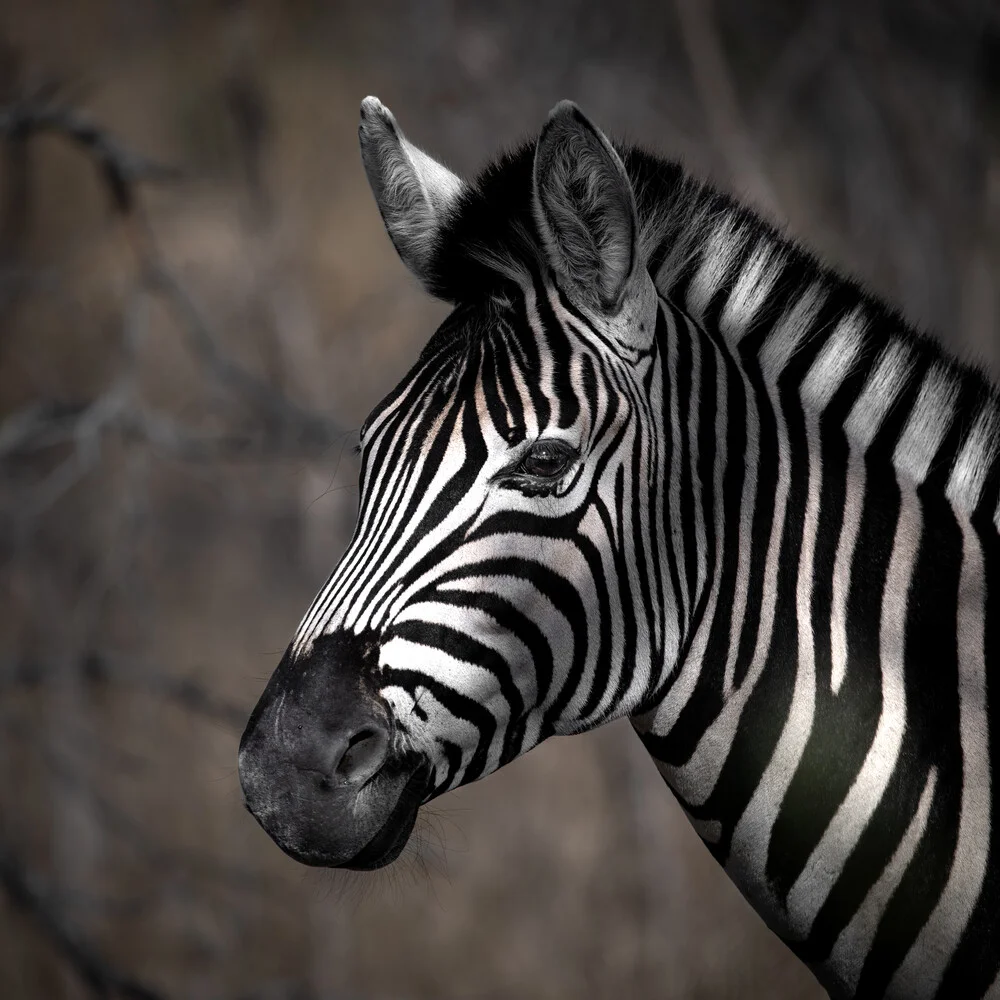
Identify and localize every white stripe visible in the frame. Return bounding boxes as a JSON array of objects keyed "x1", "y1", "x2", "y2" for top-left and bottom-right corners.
[
  {"x1": 893, "y1": 363, "x2": 958, "y2": 486},
  {"x1": 665, "y1": 308, "x2": 690, "y2": 618},
  {"x1": 800, "y1": 309, "x2": 866, "y2": 412},
  {"x1": 686, "y1": 214, "x2": 745, "y2": 322},
  {"x1": 888, "y1": 516, "x2": 991, "y2": 998},
  {"x1": 684, "y1": 811, "x2": 723, "y2": 844},
  {"x1": 829, "y1": 338, "x2": 915, "y2": 693},
  {"x1": 722, "y1": 362, "x2": 760, "y2": 698},
  {"x1": 533, "y1": 287, "x2": 563, "y2": 429},
  {"x1": 650, "y1": 307, "x2": 681, "y2": 667},
  {"x1": 844, "y1": 340, "x2": 914, "y2": 451},
  {"x1": 637, "y1": 347, "x2": 670, "y2": 660},
  {"x1": 577, "y1": 503, "x2": 628, "y2": 722},
  {"x1": 787, "y1": 479, "x2": 921, "y2": 936},
  {"x1": 826, "y1": 768, "x2": 937, "y2": 996},
  {"x1": 794, "y1": 311, "x2": 863, "y2": 696},
  {"x1": 759, "y1": 283, "x2": 826, "y2": 379},
  {"x1": 986, "y1": 966, "x2": 1000, "y2": 999},
  {"x1": 719, "y1": 239, "x2": 784, "y2": 344},
  {"x1": 947, "y1": 403, "x2": 1000, "y2": 514},
  {"x1": 685, "y1": 315, "x2": 709, "y2": 604},
  {"x1": 831, "y1": 450, "x2": 865, "y2": 695}
]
